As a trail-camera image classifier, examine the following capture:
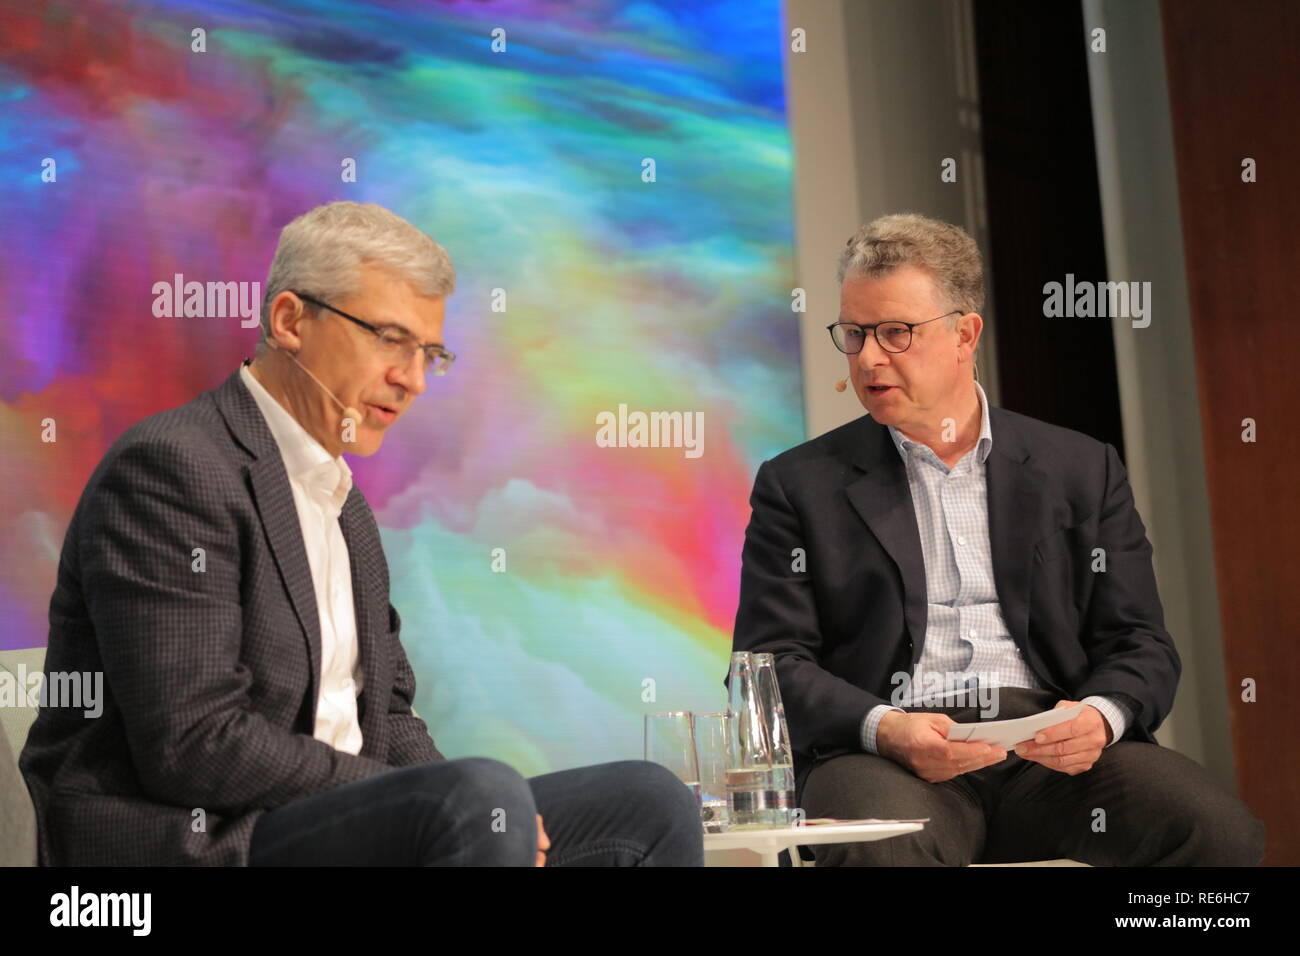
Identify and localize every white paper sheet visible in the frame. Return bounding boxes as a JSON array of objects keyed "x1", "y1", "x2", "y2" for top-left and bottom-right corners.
[{"x1": 943, "y1": 702, "x2": 1087, "y2": 749}]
